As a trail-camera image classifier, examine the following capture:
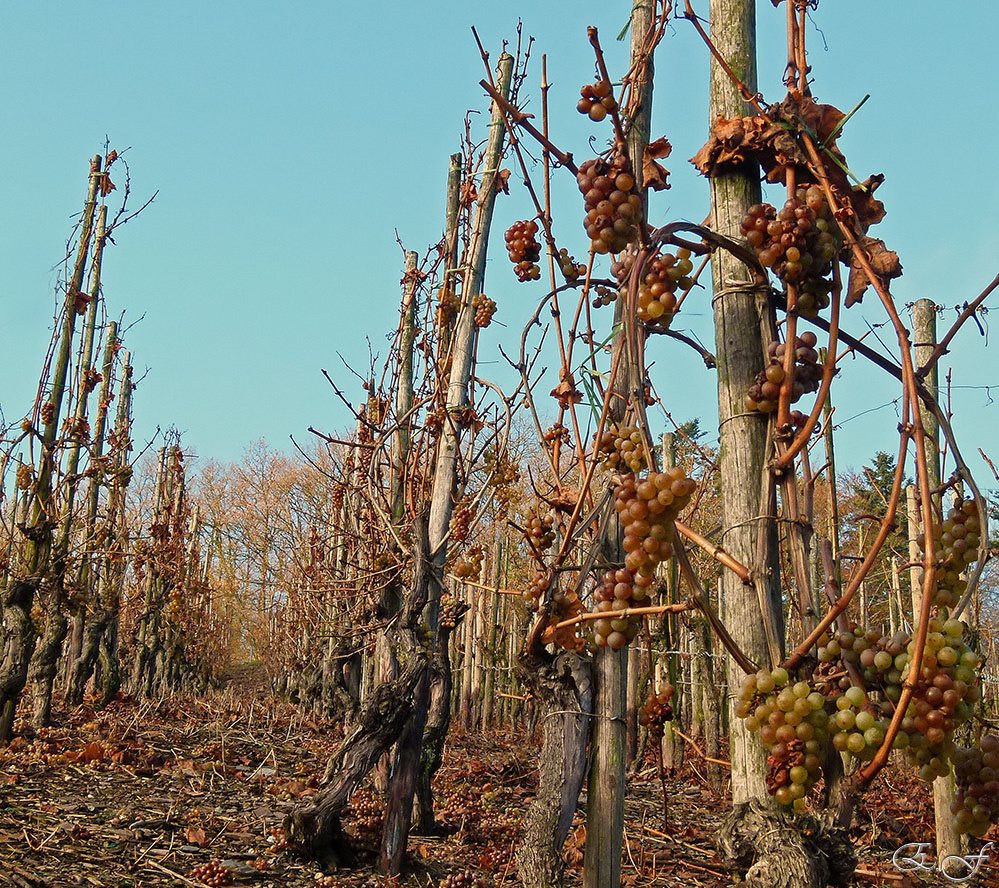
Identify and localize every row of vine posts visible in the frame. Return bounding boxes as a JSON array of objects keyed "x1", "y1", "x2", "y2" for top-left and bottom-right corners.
[{"x1": 1, "y1": 153, "x2": 233, "y2": 746}]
